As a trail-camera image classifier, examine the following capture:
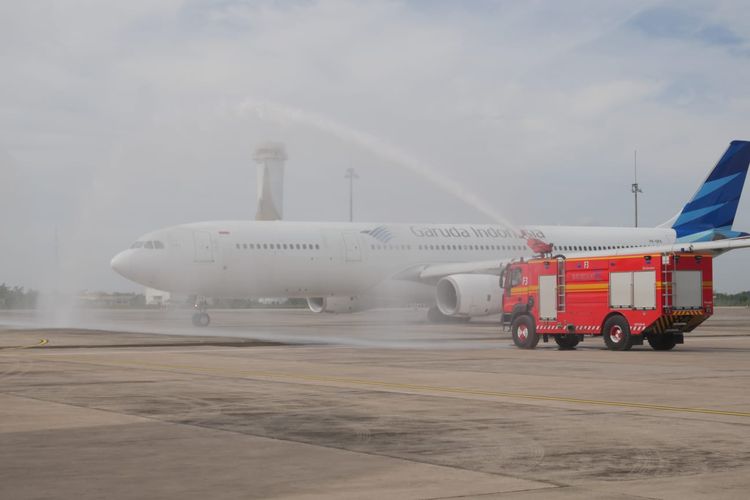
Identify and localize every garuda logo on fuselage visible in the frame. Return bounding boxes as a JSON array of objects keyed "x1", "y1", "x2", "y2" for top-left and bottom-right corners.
[{"x1": 361, "y1": 225, "x2": 394, "y2": 243}]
